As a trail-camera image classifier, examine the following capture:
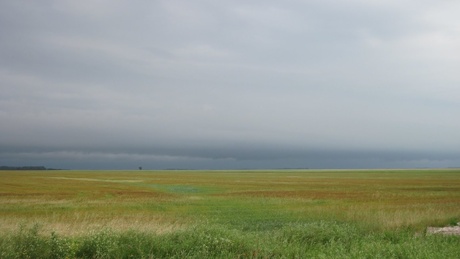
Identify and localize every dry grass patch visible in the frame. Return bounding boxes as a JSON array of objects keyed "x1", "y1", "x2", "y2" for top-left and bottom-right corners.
[{"x1": 1, "y1": 169, "x2": 459, "y2": 235}]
